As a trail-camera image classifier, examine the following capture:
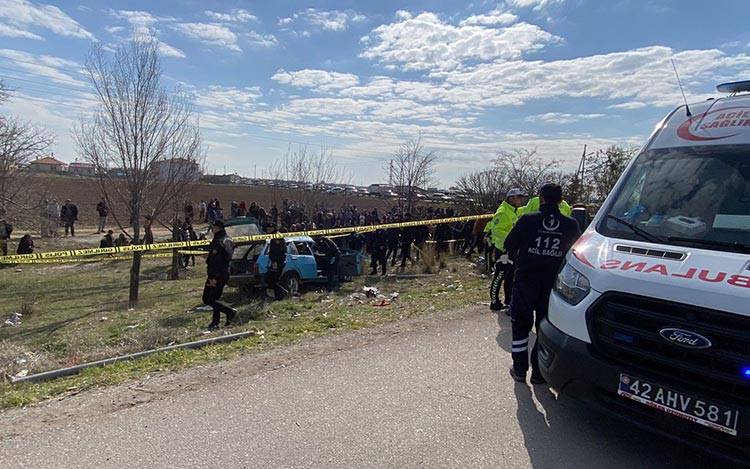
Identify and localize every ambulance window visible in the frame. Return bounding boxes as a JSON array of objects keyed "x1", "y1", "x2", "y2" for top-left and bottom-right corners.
[{"x1": 600, "y1": 146, "x2": 750, "y2": 252}]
